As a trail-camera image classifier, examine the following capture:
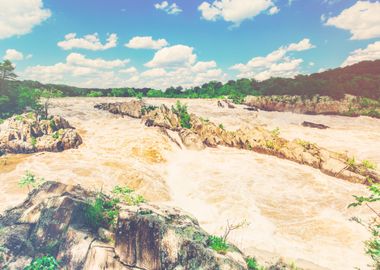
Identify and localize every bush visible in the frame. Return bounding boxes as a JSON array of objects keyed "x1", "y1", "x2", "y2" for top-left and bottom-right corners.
[
  {"x1": 87, "y1": 90, "x2": 103, "y2": 97},
  {"x1": 246, "y1": 257, "x2": 261, "y2": 270},
  {"x1": 84, "y1": 194, "x2": 119, "y2": 231},
  {"x1": 207, "y1": 235, "x2": 229, "y2": 254},
  {"x1": 18, "y1": 171, "x2": 42, "y2": 192},
  {"x1": 228, "y1": 94, "x2": 245, "y2": 104},
  {"x1": 141, "y1": 105, "x2": 158, "y2": 115},
  {"x1": 24, "y1": 255, "x2": 59, "y2": 270},
  {"x1": 112, "y1": 185, "x2": 146, "y2": 206},
  {"x1": 362, "y1": 160, "x2": 377, "y2": 170},
  {"x1": 172, "y1": 101, "x2": 191, "y2": 129}
]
